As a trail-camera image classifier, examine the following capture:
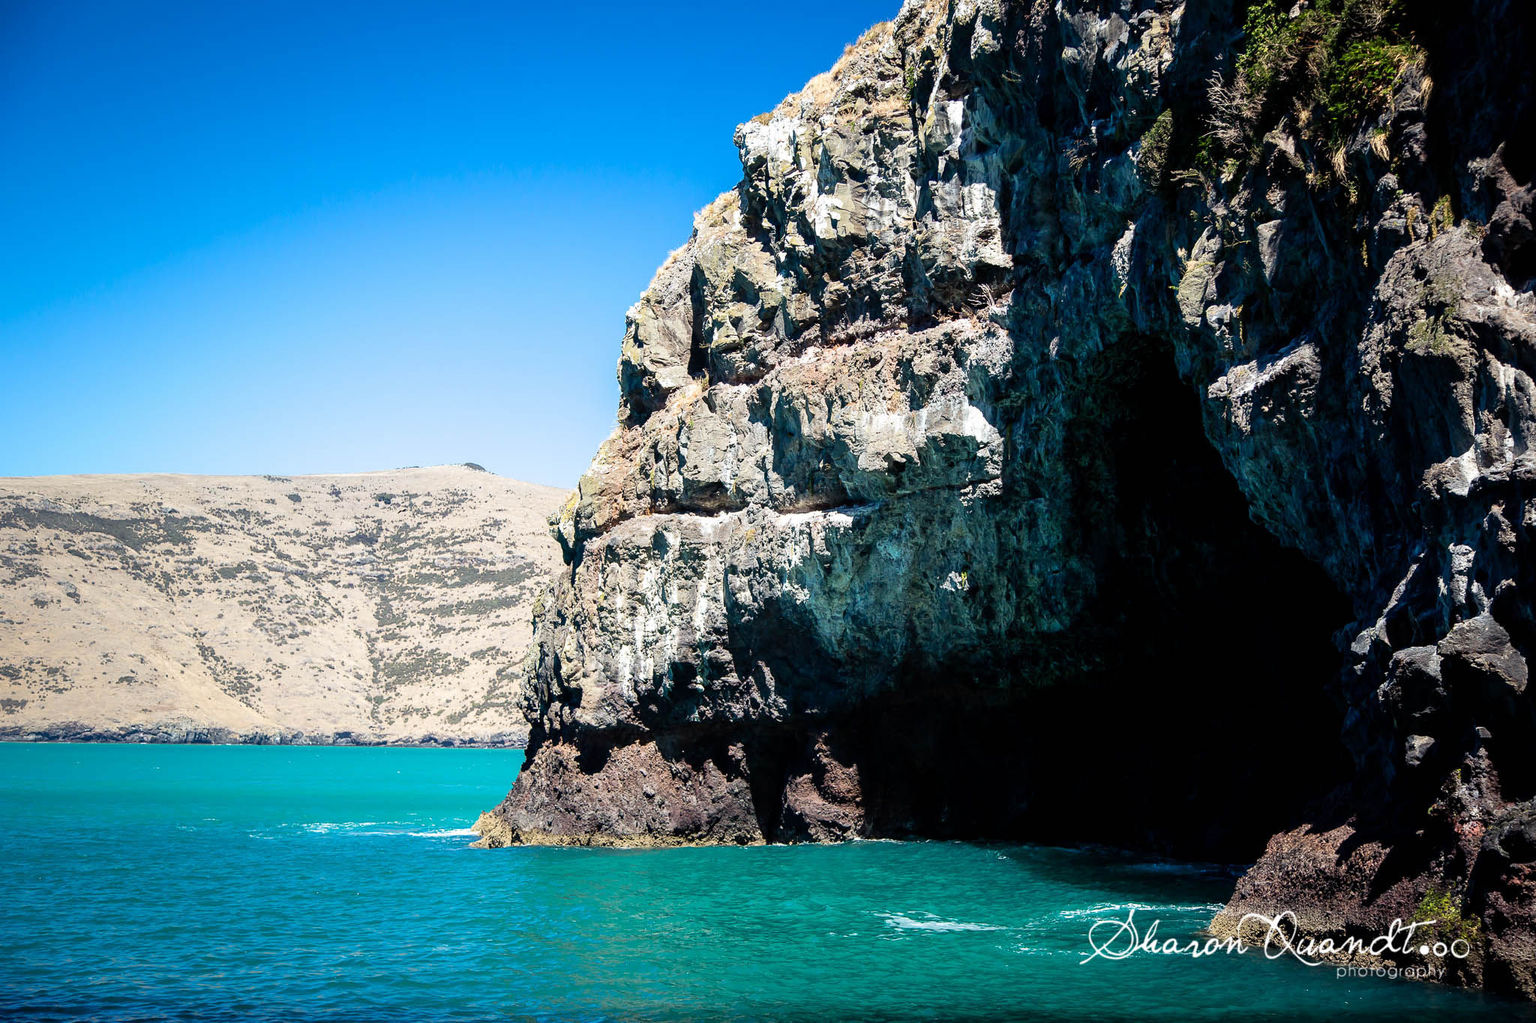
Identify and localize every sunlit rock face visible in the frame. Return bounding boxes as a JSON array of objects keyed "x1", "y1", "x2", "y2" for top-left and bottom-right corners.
[
  {"x1": 479, "y1": 0, "x2": 1536, "y2": 998},
  {"x1": 0, "y1": 466, "x2": 567, "y2": 744}
]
